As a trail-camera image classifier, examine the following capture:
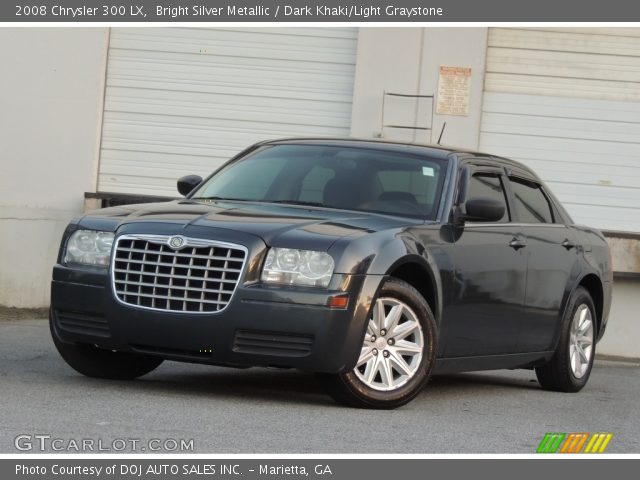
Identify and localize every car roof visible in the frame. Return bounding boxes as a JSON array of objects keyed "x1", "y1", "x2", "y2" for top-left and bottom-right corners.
[{"x1": 260, "y1": 137, "x2": 537, "y2": 176}]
